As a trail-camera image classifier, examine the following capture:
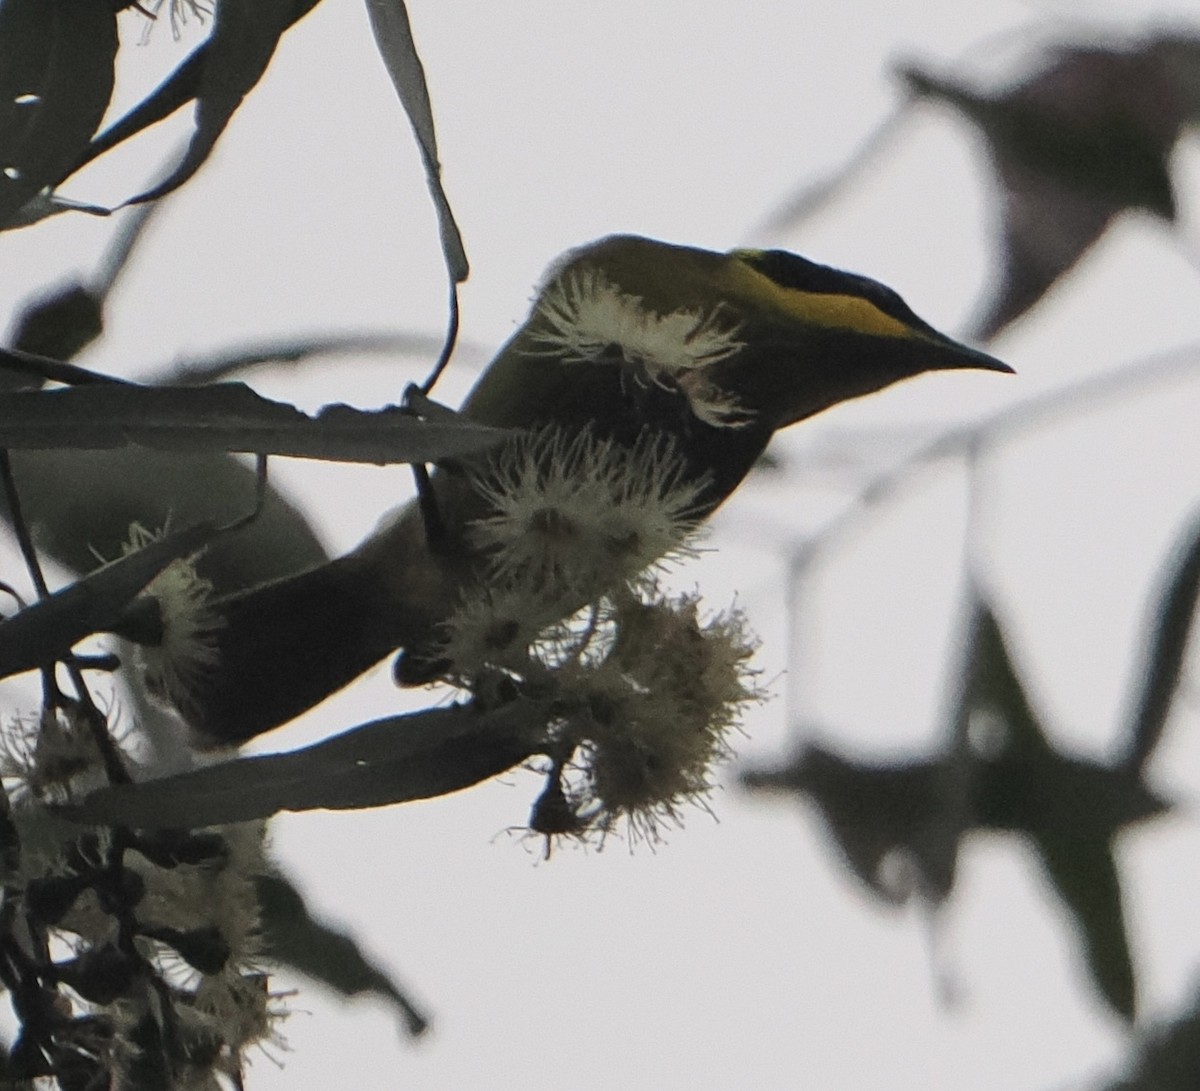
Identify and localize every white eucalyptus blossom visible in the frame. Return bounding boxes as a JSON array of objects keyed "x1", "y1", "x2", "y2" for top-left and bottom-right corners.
[
  {"x1": 0, "y1": 688, "x2": 279, "y2": 1085},
  {"x1": 450, "y1": 573, "x2": 763, "y2": 846},
  {"x1": 528, "y1": 266, "x2": 752, "y2": 427},
  {"x1": 447, "y1": 420, "x2": 763, "y2": 843},
  {"x1": 123, "y1": 522, "x2": 224, "y2": 718},
  {"x1": 467, "y1": 425, "x2": 706, "y2": 598},
  {"x1": 563, "y1": 587, "x2": 763, "y2": 842},
  {"x1": 440, "y1": 581, "x2": 565, "y2": 680},
  {"x1": 0, "y1": 705, "x2": 112, "y2": 806}
]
